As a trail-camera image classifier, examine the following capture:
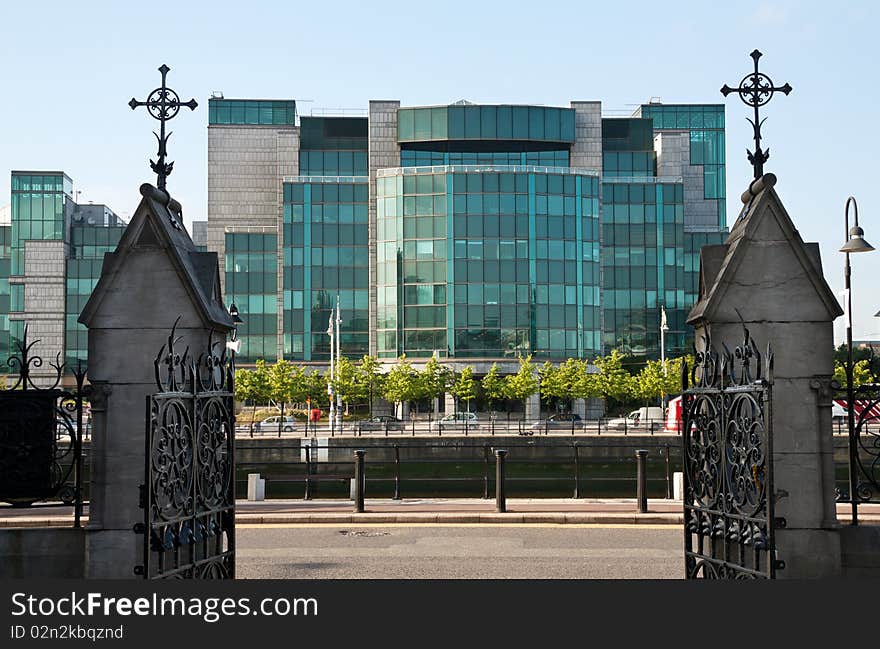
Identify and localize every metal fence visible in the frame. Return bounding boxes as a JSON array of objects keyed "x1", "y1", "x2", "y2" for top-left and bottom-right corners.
[
  {"x1": 235, "y1": 441, "x2": 682, "y2": 501},
  {"x1": 234, "y1": 416, "x2": 680, "y2": 438}
]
